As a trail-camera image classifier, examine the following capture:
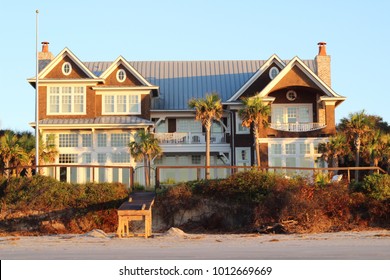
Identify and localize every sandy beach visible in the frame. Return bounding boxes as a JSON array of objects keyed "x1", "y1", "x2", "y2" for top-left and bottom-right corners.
[{"x1": 1, "y1": 228, "x2": 390, "y2": 260}]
